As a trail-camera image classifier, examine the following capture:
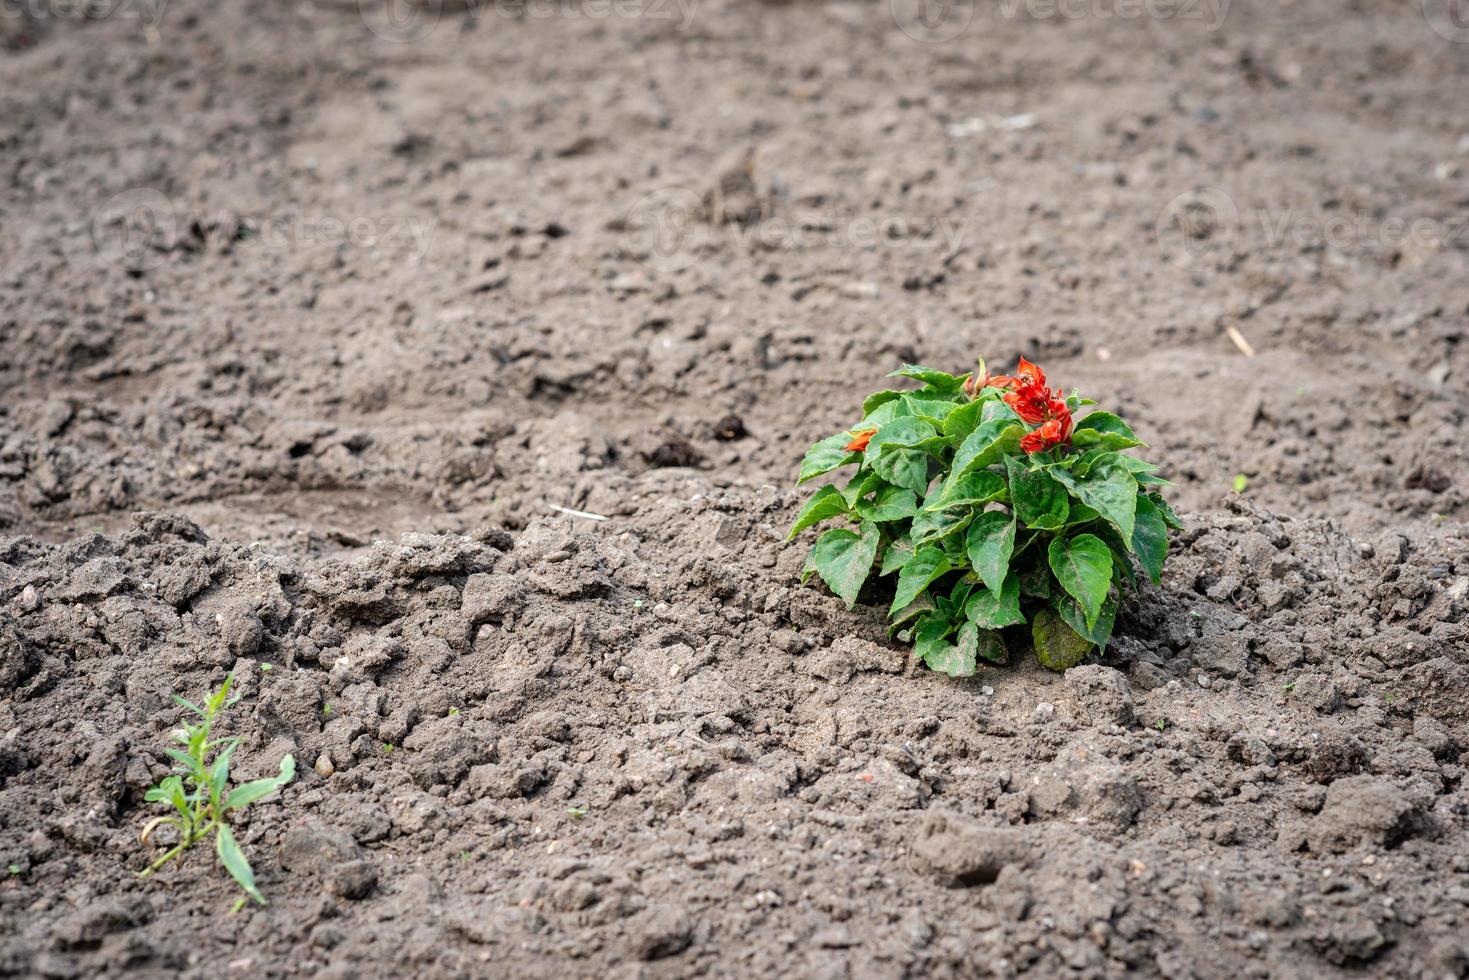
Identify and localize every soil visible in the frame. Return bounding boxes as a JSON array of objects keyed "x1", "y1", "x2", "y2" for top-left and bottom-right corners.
[{"x1": 2, "y1": 1, "x2": 1468, "y2": 977}]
